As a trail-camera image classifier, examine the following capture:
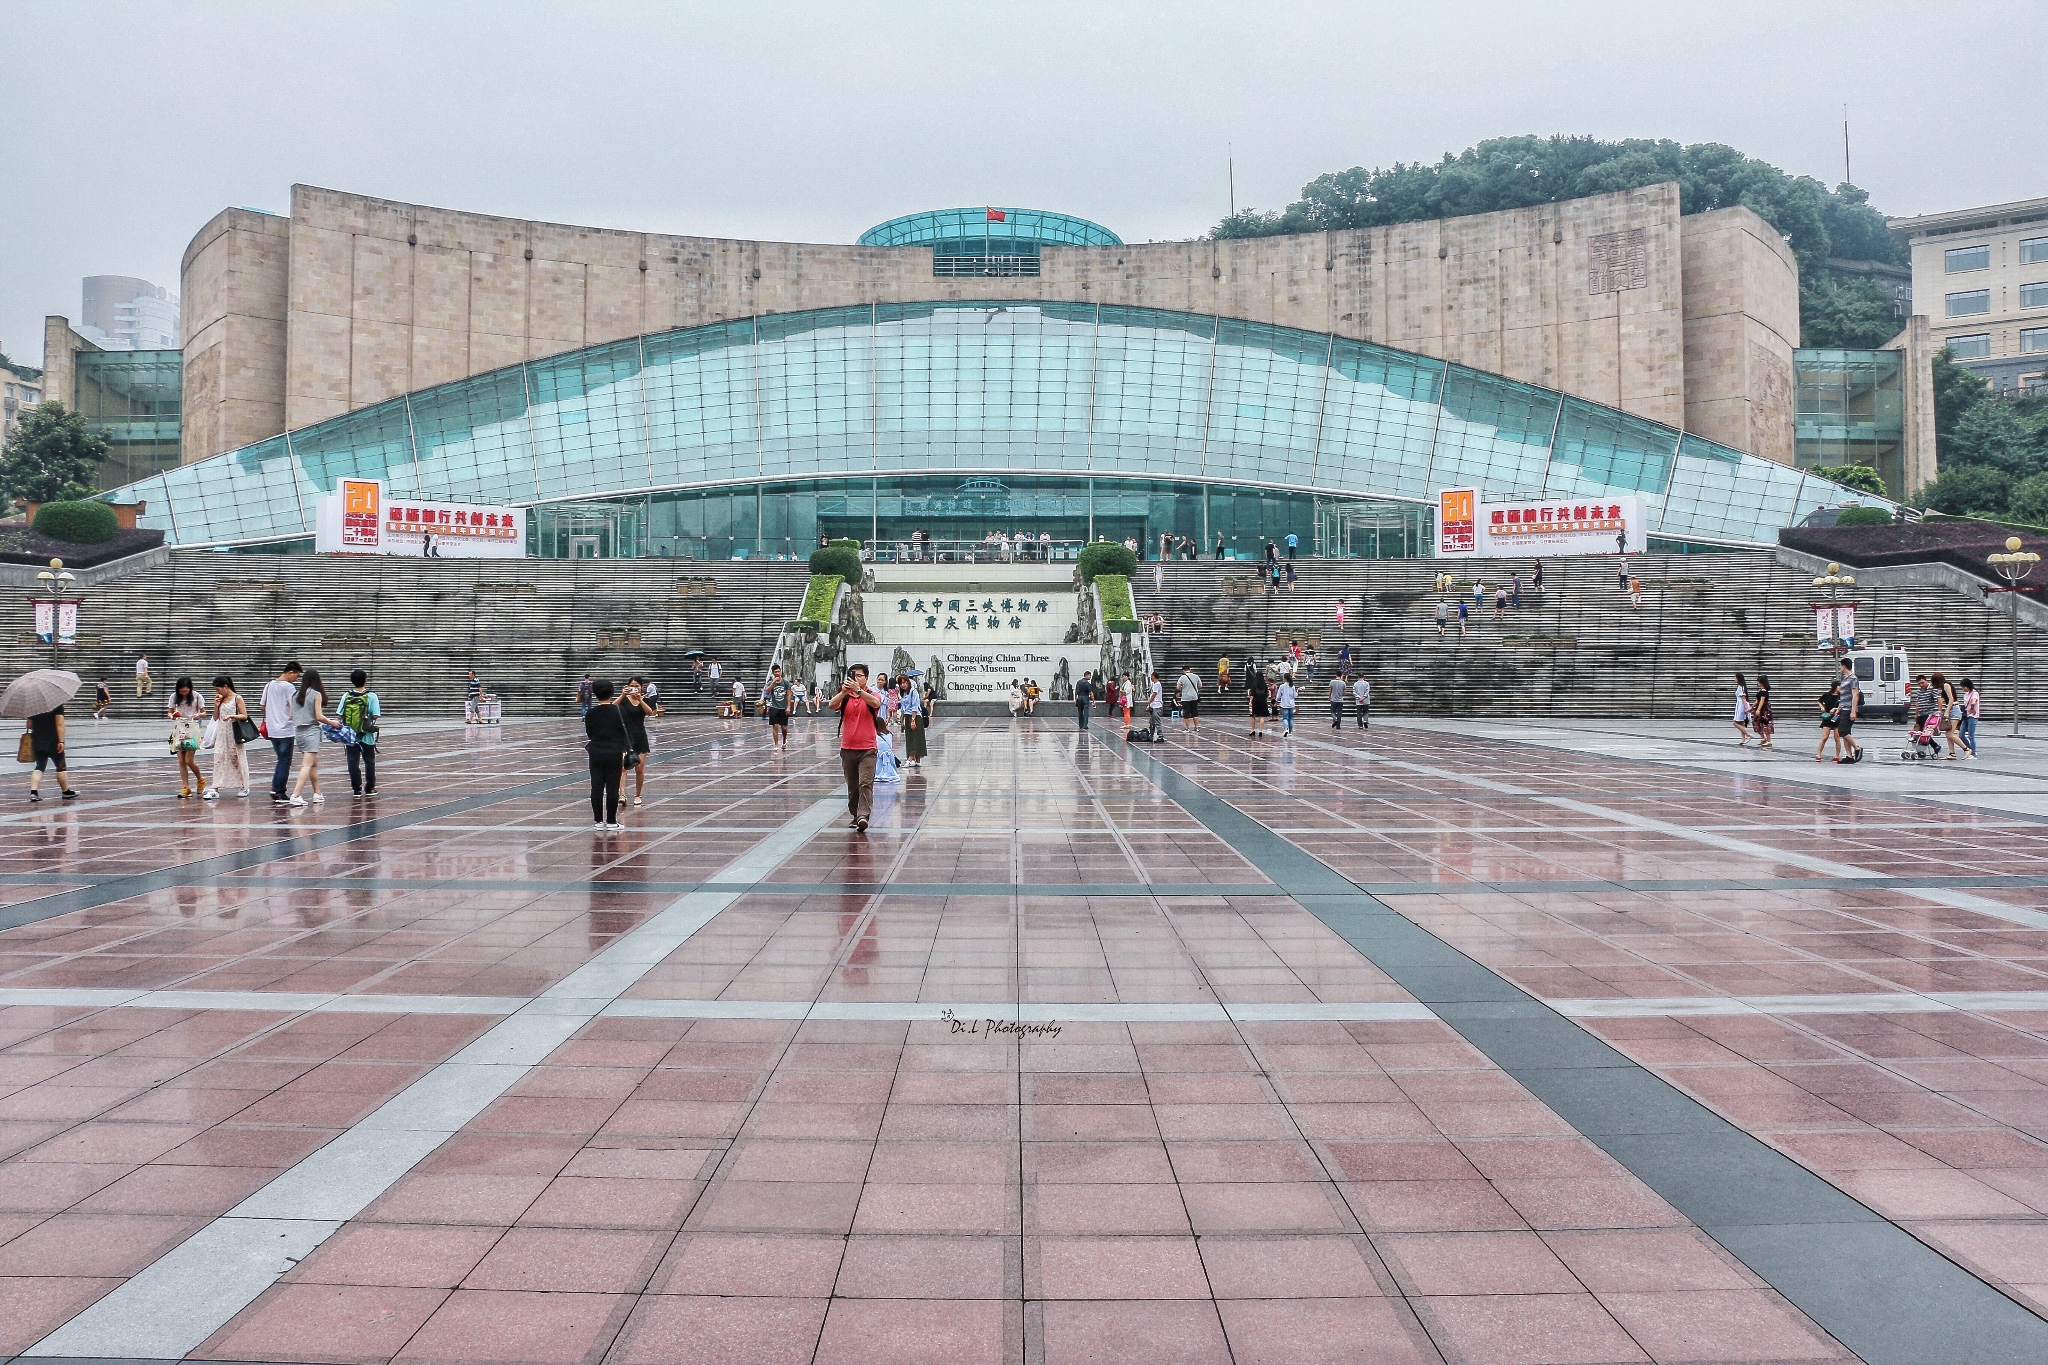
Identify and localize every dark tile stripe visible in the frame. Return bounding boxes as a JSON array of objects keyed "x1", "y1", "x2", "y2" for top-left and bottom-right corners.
[{"x1": 1120, "y1": 740, "x2": 2048, "y2": 1365}]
